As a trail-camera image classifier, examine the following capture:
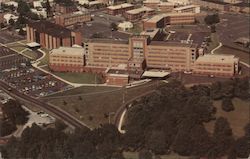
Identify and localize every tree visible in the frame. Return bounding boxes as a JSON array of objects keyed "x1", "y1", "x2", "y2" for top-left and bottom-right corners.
[
  {"x1": 55, "y1": 120, "x2": 67, "y2": 131},
  {"x1": 2, "y1": 99, "x2": 29, "y2": 125},
  {"x1": 234, "y1": 137, "x2": 250, "y2": 158},
  {"x1": 204, "y1": 14, "x2": 220, "y2": 25},
  {"x1": 45, "y1": 0, "x2": 52, "y2": 18},
  {"x1": 221, "y1": 98, "x2": 234, "y2": 112},
  {"x1": 17, "y1": 0, "x2": 31, "y2": 16},
  {"x1": 9, "y1": 18, "x2": 15, "y2": 26},
  {"x1": 146, "y1": 130, "x2": 167, "y2": 155},
  {"x1": 19, "y1": 27, "x2": 25, "y2": 36},
  {"x1": 138, "y1": 149, "x2": 153, "y2": 159},
  {"x1": 209, "y1": 117, "x2": 234, "y2": 158},
  {"x1": 110, "y1": 22, "x2": 118, "y2": 31}
]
